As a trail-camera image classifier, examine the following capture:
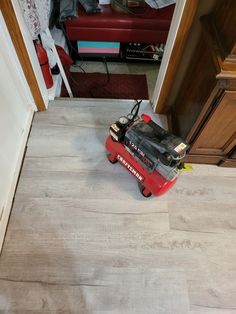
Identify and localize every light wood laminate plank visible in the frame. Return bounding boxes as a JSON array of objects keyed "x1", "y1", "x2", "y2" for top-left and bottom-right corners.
[{"x1": 0, "y1": 99, "x2": 236, "y2": 313}]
